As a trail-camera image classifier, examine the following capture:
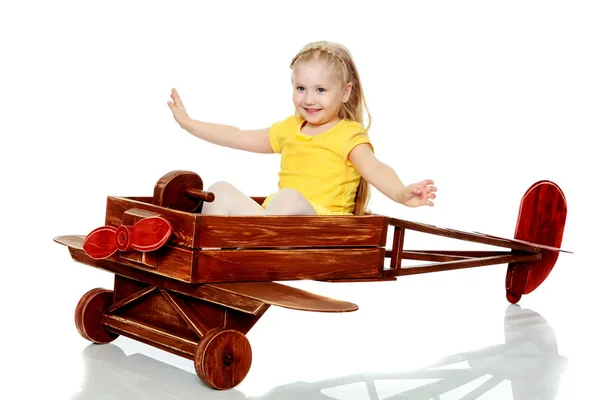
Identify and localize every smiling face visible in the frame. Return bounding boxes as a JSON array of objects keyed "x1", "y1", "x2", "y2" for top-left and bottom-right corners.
[{"x1": 292, "y1": 59, "x2": 352, "y2": 129}]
